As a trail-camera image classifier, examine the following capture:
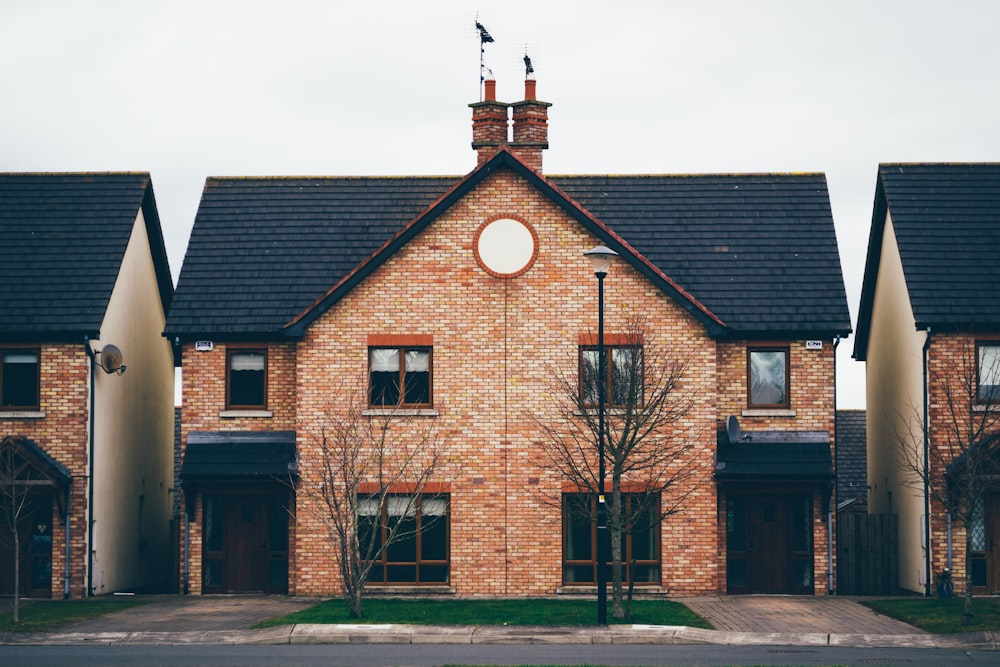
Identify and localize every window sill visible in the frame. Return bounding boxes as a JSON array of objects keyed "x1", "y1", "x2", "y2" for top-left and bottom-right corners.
[
  {"x1": 0, "y1": 411, "x2": 45, "y2": 419},
  {"x1": 219, "y1": 410, "x2": 273, "y2": 419},
  {"x1": 365, "y1": 585, "x2": 455, "y2": 595},
  {"x1": 556, "y1": 585, "x2": 668, "y2": 596},
  {"x1": 363, "y1": 408, "x2": 439, "y2": 417},
  {"x1": 741, "y1": 409, "x2": 796, "y2": 418}
]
